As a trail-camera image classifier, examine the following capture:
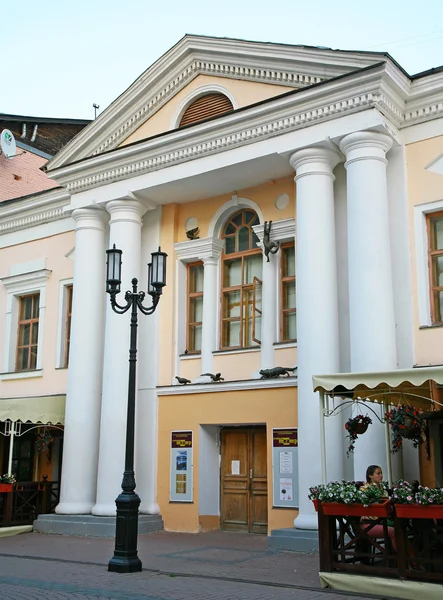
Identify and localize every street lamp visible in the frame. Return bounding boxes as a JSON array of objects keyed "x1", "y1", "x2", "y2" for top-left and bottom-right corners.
[{"x1": 106, "y1": 244, "x2": 167, "y2": 573}]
